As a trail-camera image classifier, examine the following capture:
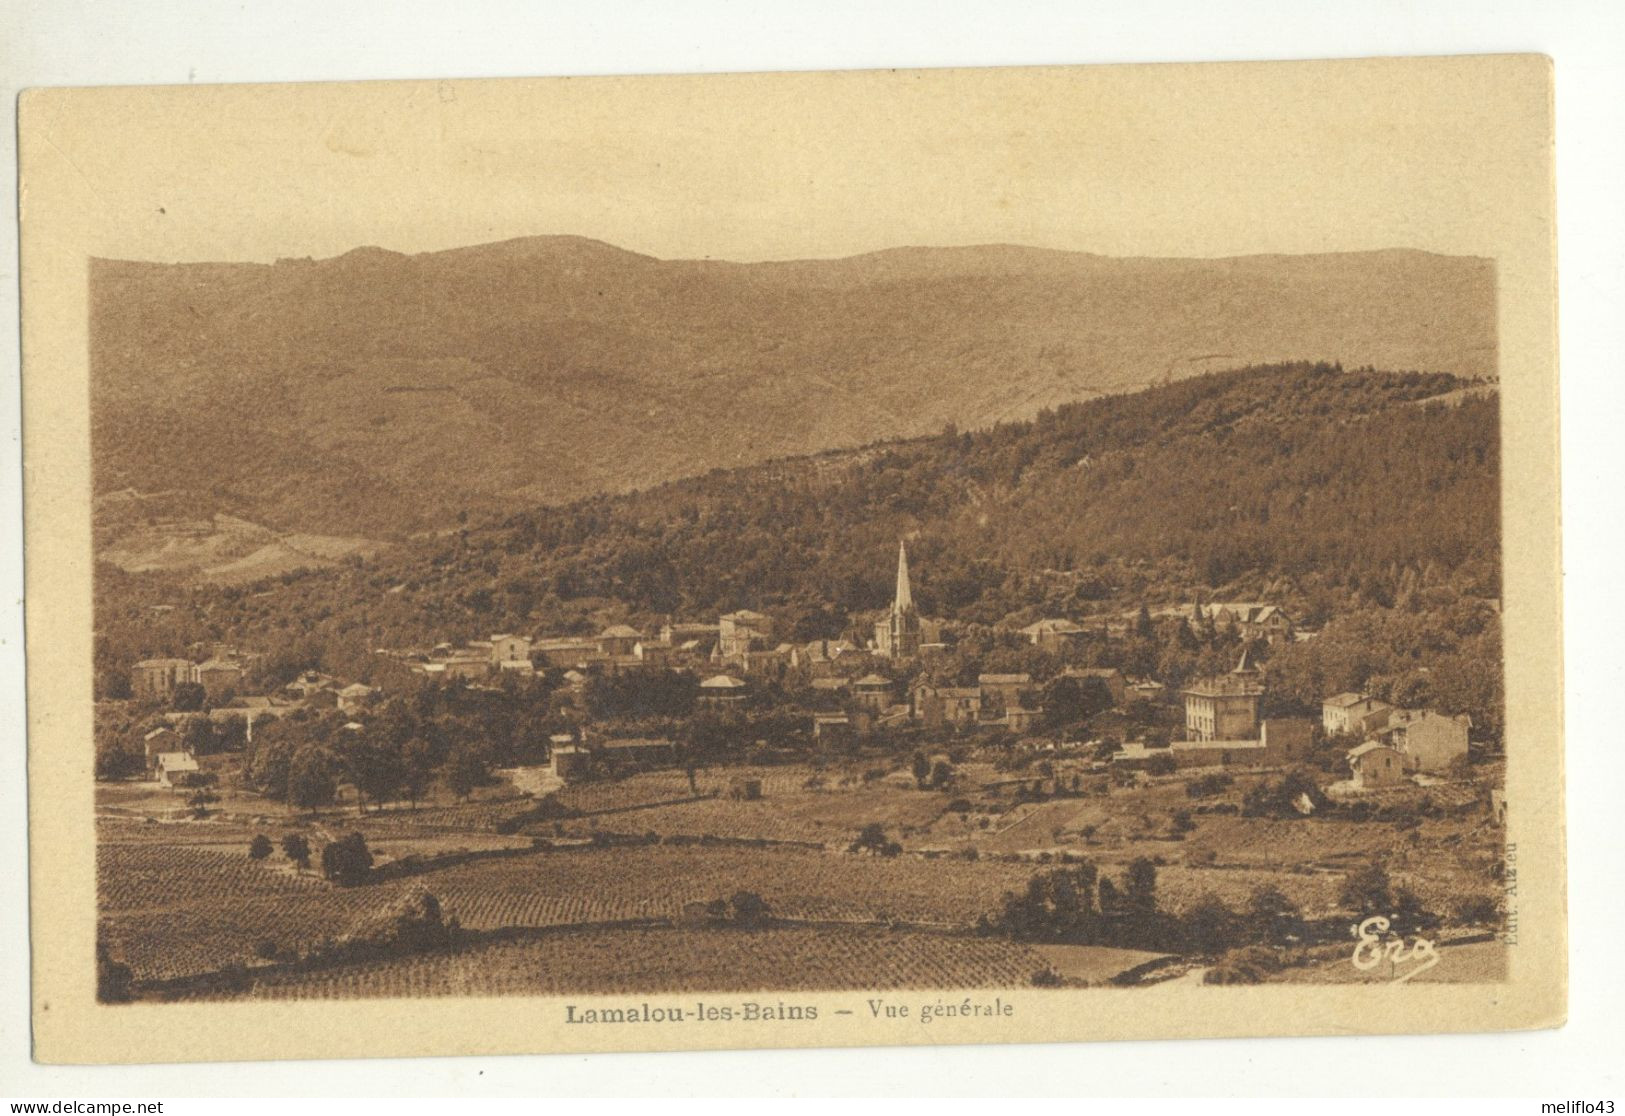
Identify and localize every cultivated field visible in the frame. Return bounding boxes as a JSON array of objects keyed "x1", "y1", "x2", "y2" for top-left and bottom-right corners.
[
  {"x1": 168, "y1": 925, "x2": 1050, "y2": 1000},
  {"x1": 96, "y1": 757, "x2": 1508, "y2": 997}
]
